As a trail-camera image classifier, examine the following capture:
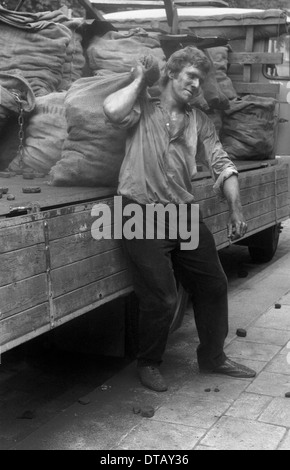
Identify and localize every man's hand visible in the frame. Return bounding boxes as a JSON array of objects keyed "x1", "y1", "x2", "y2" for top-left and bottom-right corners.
[
  {"x1": 227, "y1": 209, "x2": 248, "y2": 243},
  {"x1": 131, "y1": 55, "x2": 160, "y2": 87},
  {"x1": 223, "y1": 175, "x2": 247, "y2": 243}
]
